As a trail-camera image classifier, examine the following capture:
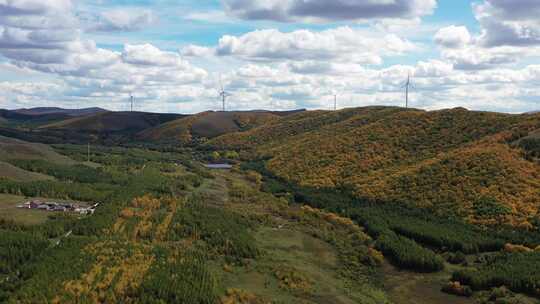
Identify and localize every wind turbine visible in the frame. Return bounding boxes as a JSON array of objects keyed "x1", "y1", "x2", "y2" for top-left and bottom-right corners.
[
  {"x1": 401, "y1": 72, "x2": 415, "y2": 108},
  {"x1": 218, "y1": 76, "x2": 231, "y2": 112},
  {"x1": 129, "y1": 92, "x2": 134, "y2": 112},
  {"x1": 268, "y1": 88, "x2": 275, "y2": 110},
  {"x1": 327, "y1": 91, "x2": 338, "y2": 111}
]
